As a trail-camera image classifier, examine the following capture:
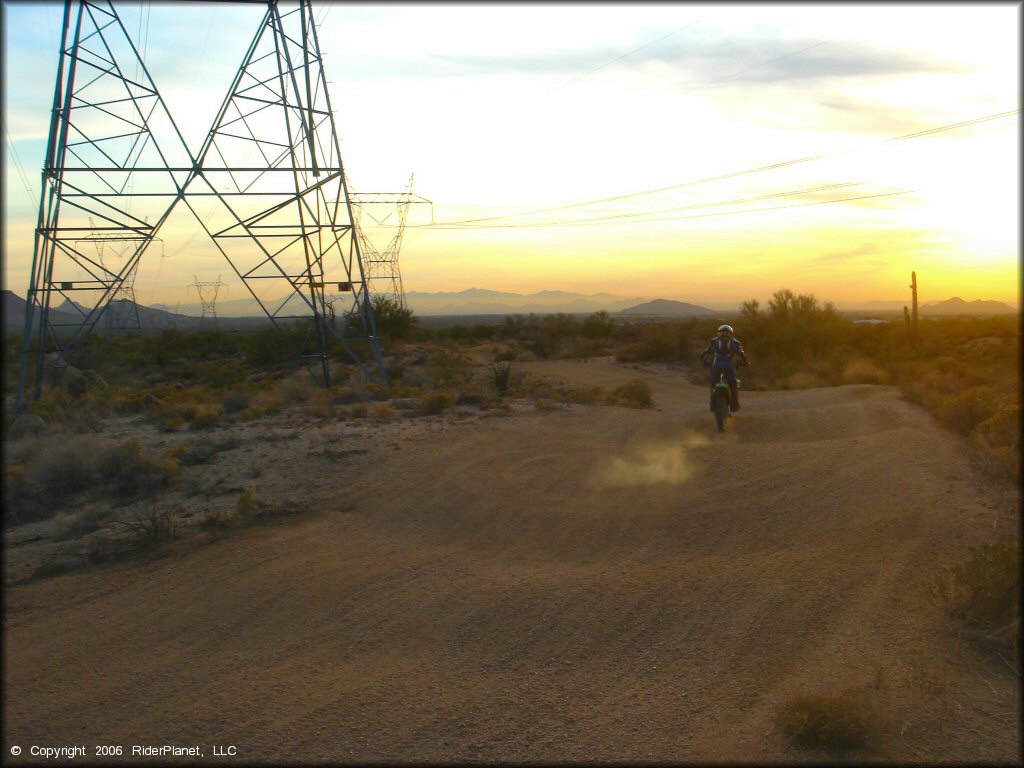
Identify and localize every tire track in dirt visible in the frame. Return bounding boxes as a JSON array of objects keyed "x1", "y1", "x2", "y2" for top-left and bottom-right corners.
[{"x1": 3, "y1": 359, "x2": 1018, "y2": 763}]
